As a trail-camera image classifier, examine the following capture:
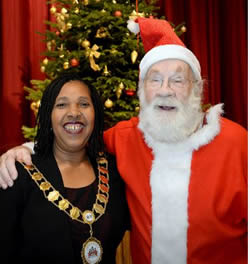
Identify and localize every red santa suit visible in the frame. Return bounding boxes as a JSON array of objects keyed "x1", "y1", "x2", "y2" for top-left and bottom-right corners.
[{"x1": 104, "y1": 104, "x2": 247, "y2": 264}]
